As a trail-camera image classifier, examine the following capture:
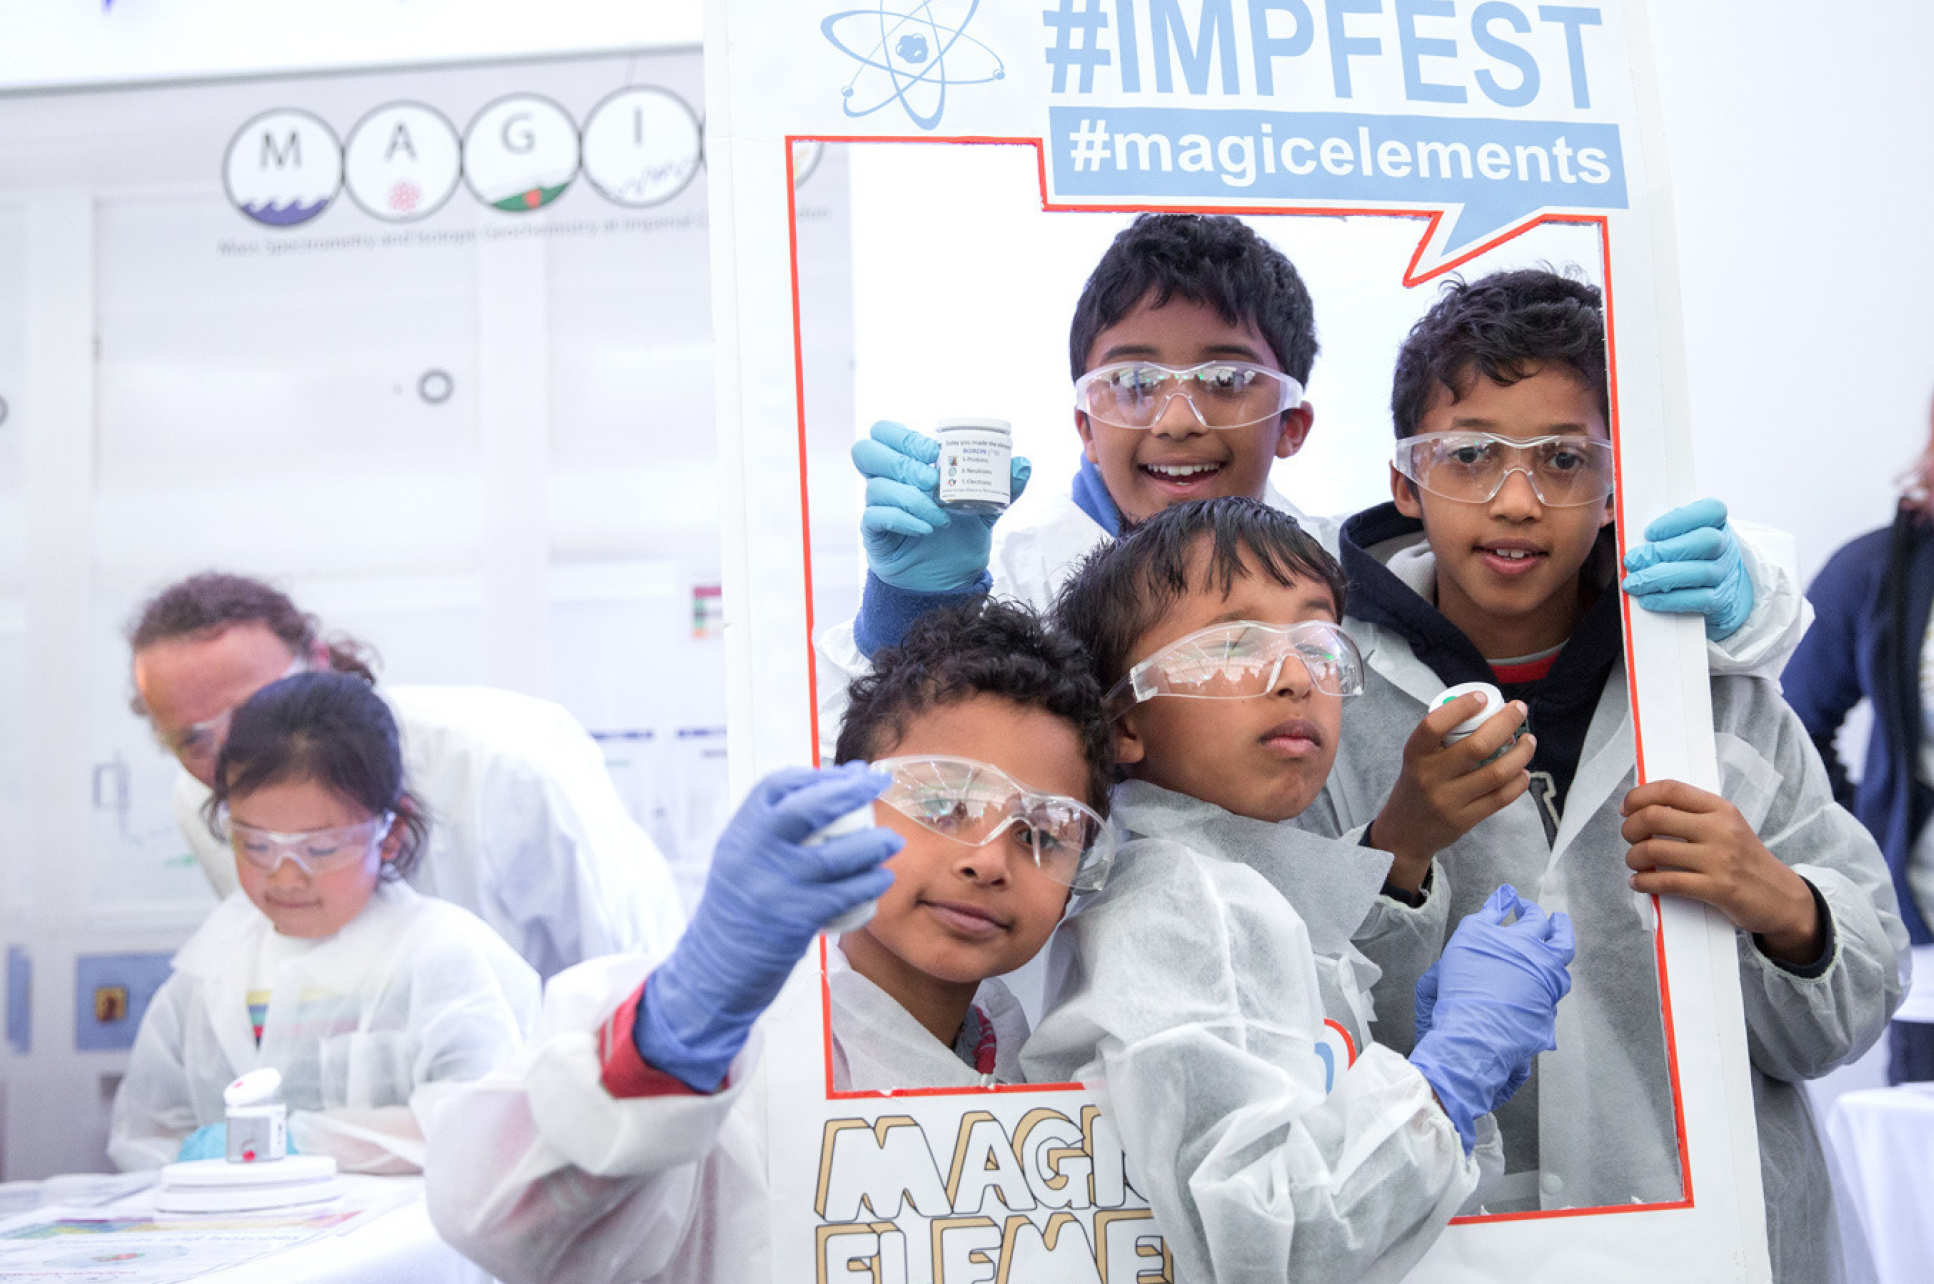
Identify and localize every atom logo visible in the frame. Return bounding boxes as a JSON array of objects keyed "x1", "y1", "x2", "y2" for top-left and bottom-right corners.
[{"x1": 821, "y1": 1, "x2": 1005, "y2": 132}]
